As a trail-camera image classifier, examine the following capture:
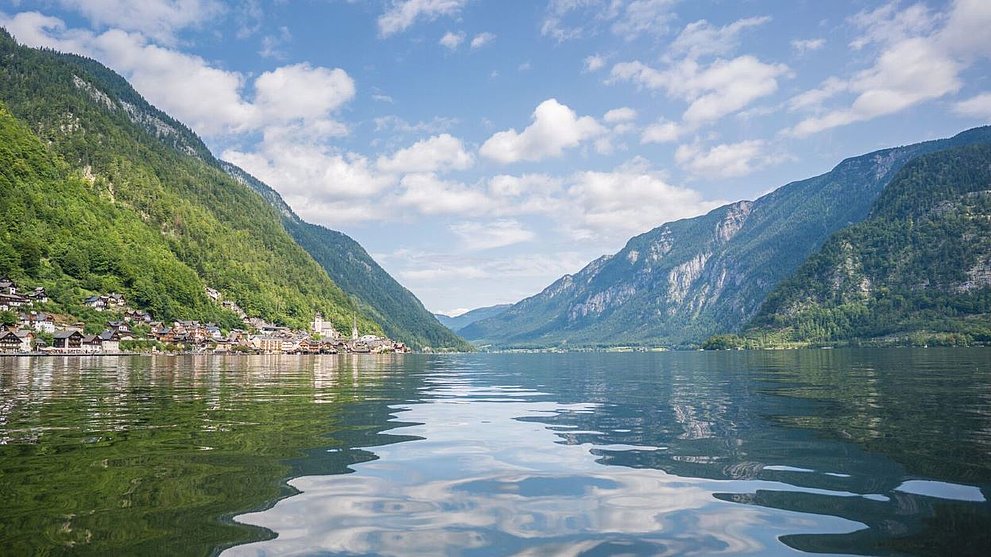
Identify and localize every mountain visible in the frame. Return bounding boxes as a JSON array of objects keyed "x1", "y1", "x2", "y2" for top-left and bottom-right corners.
[
  {"x1": 221, "y1": 162, "x2": 470, "y2": 351},
  {"x1": 461, "y1": 126, "x2": 991, "y2": 348},
  {"x1": 433, "y1": 305, "x2": 511, "y2": 332},
  {"x1": 0, "y1": 29, "x2": 380, "y2": 332},
  {"x1": 742, "y1": 143, "x2": 991, "y2": 346}
]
